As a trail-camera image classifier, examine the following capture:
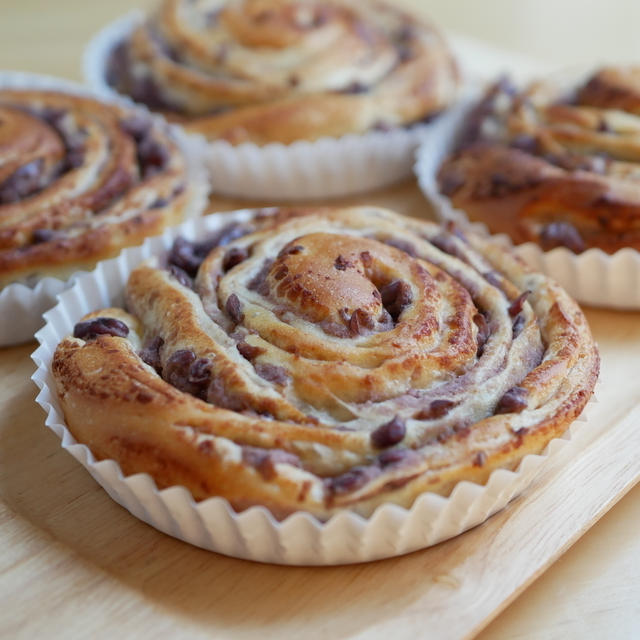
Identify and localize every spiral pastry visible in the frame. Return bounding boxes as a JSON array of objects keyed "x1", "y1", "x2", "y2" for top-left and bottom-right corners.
[
  {"x1": 0, "y1": 88, "x2": 199, "y2": 288},
  {"x1": 52, "y1": 207, "x2": 598, "y2": 519},
  {"x1": 438, "y1": 69, "x2": 640, "y2": 253},
  {"x1": 106, "y1": 0, "x2": 458, "y2": 144}
]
